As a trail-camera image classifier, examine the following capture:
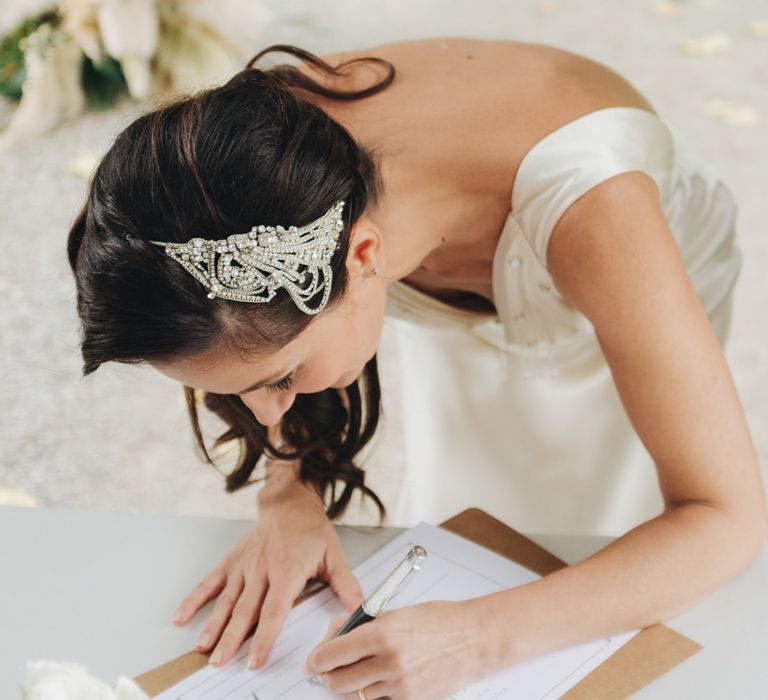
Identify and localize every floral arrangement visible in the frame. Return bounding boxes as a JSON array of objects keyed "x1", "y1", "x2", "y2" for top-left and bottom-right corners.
[{"x1": 0, "y1": 0, "x2": 269, "y2": 149}]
